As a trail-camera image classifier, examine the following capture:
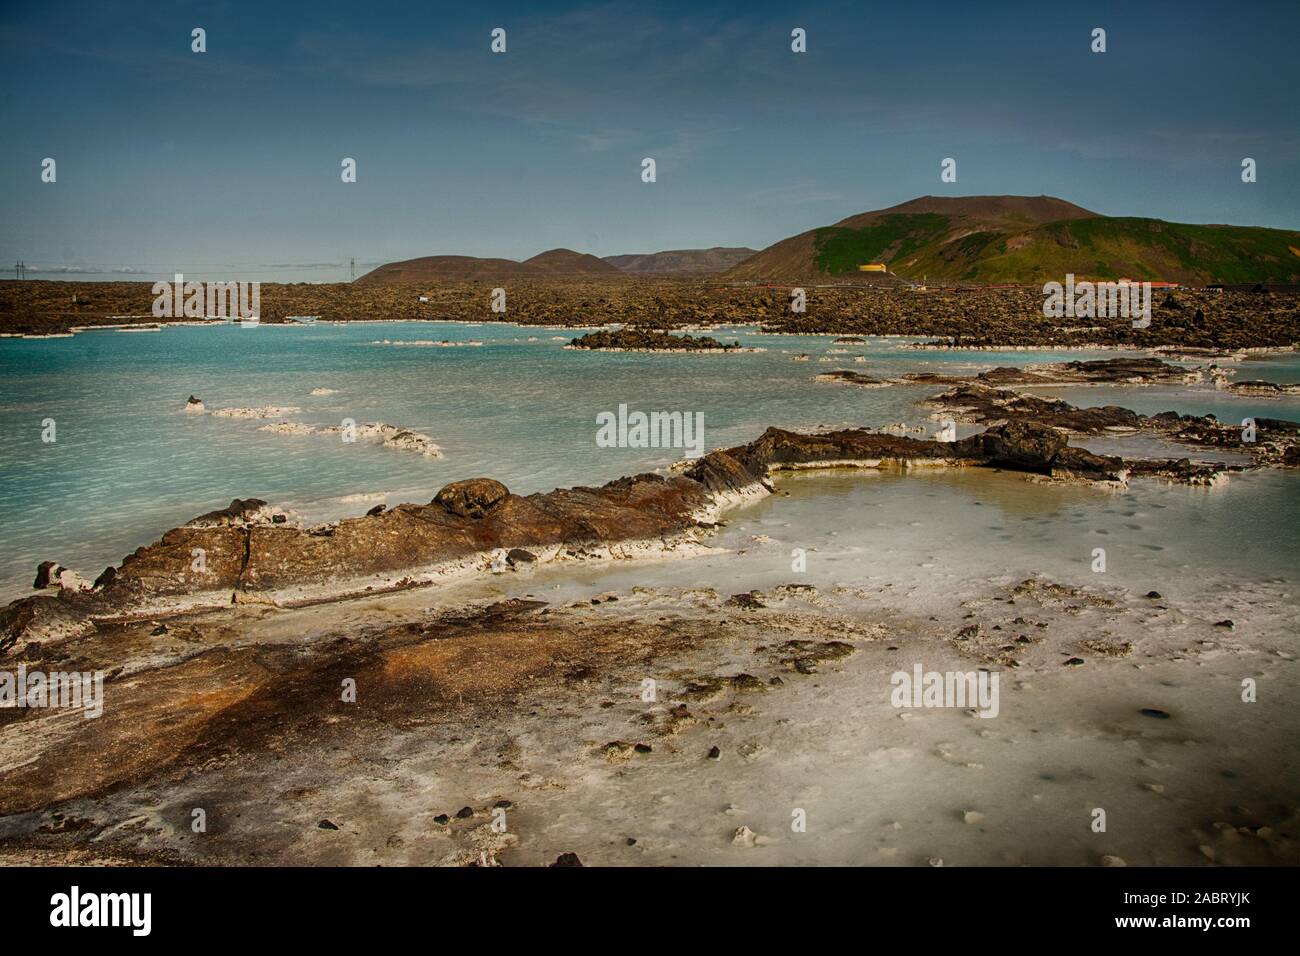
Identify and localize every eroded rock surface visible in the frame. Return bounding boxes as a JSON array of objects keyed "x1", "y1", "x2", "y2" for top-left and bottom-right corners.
[
  {"x1": 2, "y1": 411, "x2": 1293, "y2": 639},
  {"x1": 926, "y1": 384, "x2": 1143, "y2": 433},
  {"x1": 433, "y1": 479, "x2": 510, "y2": 518},
  {"x1": 568, "y1": 328, "x2": 740, "y2": 351}
]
